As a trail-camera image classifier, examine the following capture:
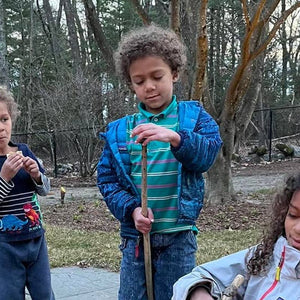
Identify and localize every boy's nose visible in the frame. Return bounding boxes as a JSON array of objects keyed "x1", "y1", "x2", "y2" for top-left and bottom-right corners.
[
  {"x1": 294, "y1": 220, "x2": 300, "y2": 233},
  {"x1": 144, "y1": 80, "x2": 155, "y2": 91}
]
